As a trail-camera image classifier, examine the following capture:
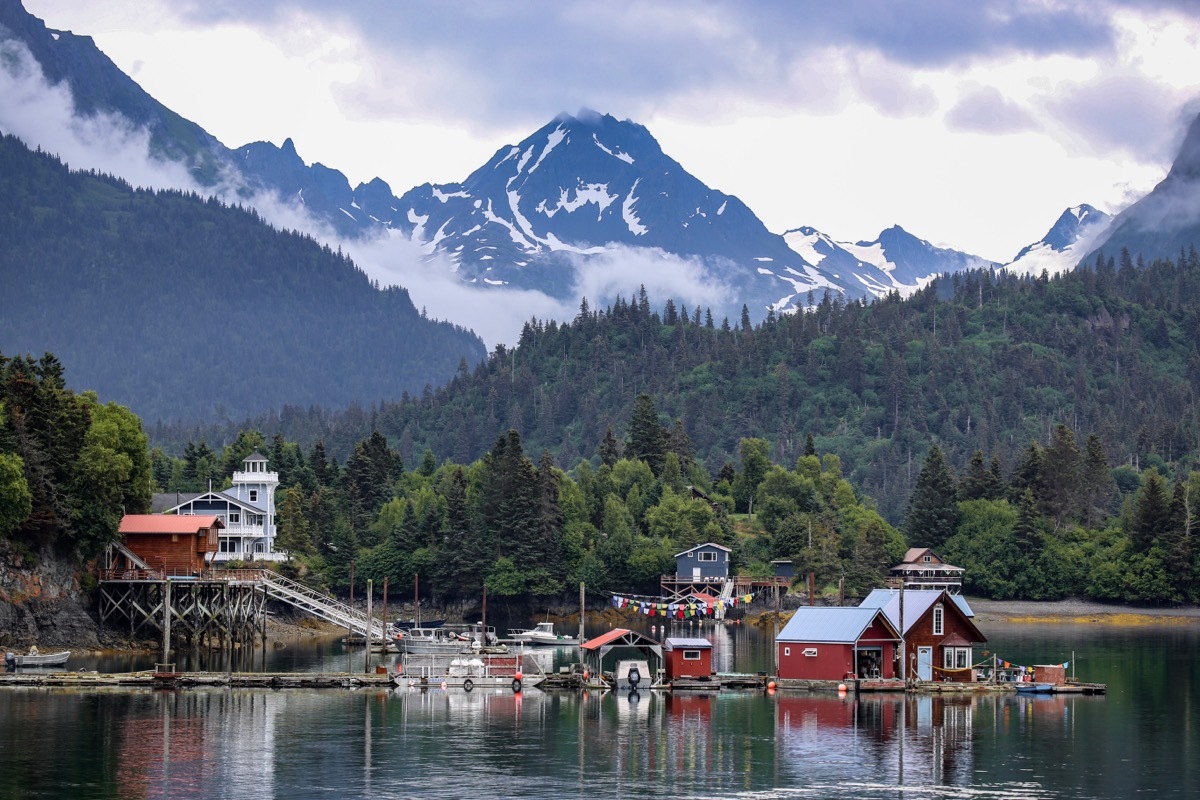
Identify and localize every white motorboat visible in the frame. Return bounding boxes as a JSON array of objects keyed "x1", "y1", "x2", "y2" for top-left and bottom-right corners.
[{"x1": 507, "y1": 621, "x2": 580, "y2": 647}]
